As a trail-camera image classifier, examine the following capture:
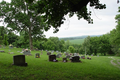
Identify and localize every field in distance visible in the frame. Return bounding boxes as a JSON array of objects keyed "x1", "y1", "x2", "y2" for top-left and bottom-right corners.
[{"x1": 69, "y1": 38, "x2": 84, "y2": 44}]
